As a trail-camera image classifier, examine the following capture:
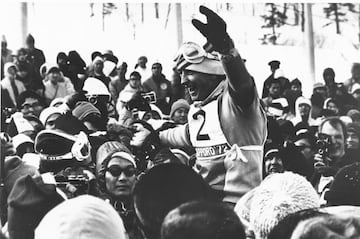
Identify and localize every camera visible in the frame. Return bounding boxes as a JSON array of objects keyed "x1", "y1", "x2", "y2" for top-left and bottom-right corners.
[
  {"x1": 141, "y1": 91, "x2": 157, "y2": 104},
  {"x1": 54, "y1": 172, "x2": 91, "y2": 199},
  {"x1": 315, "y1": 133, "x2": 332, "y2": 167}
]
